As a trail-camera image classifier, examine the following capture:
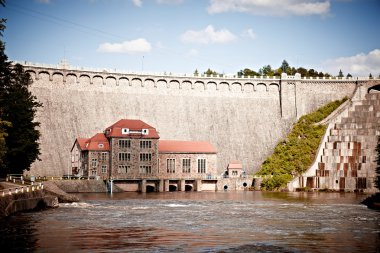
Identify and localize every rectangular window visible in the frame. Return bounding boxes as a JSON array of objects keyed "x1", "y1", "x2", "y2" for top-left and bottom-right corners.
[
  {"x1": 182, "y1": 158, "x2": 191, "y2": 173},
  {"x1": 118, "y1": 165, "x2": 129, "y2": 174},
  {"x1": 100, "y1": 152, "x2": 108, "y2": 161},
  {"x1": 139, "y1": 165, "x2": 152, "y2": 174},
  {"x1": 101, "y1": 165, "x2": 107, "y2": 174},
  {"x1": 167, "y1": 158, "x2": 175, "y2": 173},
  {"x1": 118, "y1": 152, "x2": 131, "y2": 161},
  {"x1": 140, "y1": 140, "x2": 152, "y2": 149},
  {"x1": 197, "y1": 159, "x2": 206, "y2": 174},
  {"x1": 139, "y1": 153, "x2": 152, "y2": 162},
  {"x1": 119, "y1": 139, "x2": 131, "y2": 149},
  {"x1": 91, "y1": 158, "x2": 97, "y2": 168}
]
